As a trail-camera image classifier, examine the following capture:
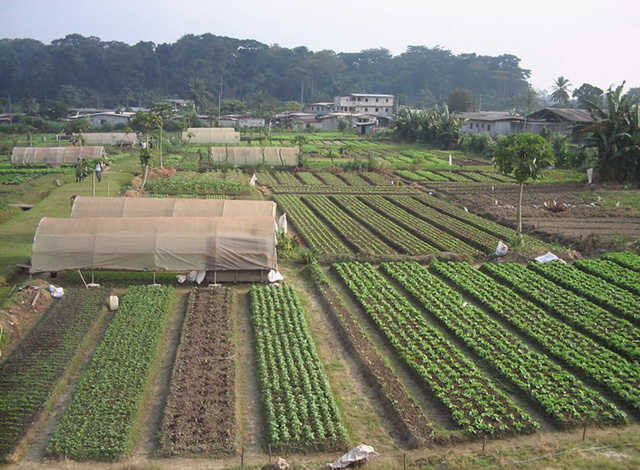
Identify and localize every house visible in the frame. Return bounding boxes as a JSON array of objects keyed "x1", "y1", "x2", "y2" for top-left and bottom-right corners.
[
  {"x1": 523, "y1": 108, "x2": 594, "y2": 137},
  {"x1": 458, "y1": 111, "x2": 524, "y2": 138},
  {"x1": 69, "y1": 111, "x2": 134, "y2": 128},
  {"x1": 304, "y1": 102, "x2": 334, "y2": 114},
  {"x1": 218, "y1": 114, "x2": 266, "y2": 128},
  {"x1": 332, "y1": 93, "x2": 395, "y2": 119}
]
